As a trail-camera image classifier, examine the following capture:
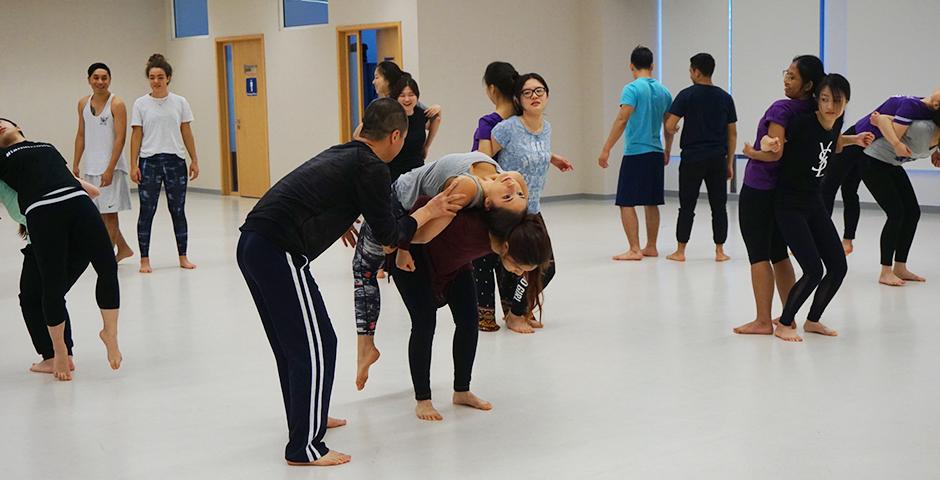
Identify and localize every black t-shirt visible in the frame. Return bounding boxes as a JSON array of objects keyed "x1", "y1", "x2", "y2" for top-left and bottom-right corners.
[
  {"x1": 777, "y1": 112, "x2": 843, "y2": 198},
  {"x1": 669, "y1": 84, "x2": 737, "y2": 159},
  {"x1": 241, "y1": 141, "x2": 417, "y2": 260},
  {"x1": 388, "y1": 106, "x2": 428, "y2": 182},
  {"x1": 0, "y1": 141, "x2": 82, "y2": 213}
]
